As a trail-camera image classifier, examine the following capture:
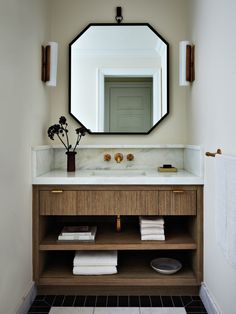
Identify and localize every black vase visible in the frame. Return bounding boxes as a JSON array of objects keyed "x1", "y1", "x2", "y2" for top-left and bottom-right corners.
[{"x1": 66, "y1": 151, "x2": 77, "y2": 172}]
